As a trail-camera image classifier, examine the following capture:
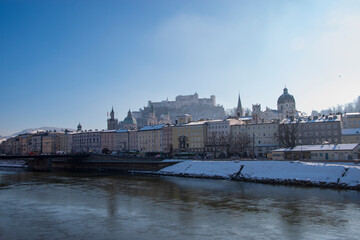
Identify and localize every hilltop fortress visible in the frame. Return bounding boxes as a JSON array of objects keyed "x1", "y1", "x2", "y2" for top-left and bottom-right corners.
[
  {"x1": 147, "y1": 92, "x2": 216, "y2": 109},
  {"x1": 132, "y1": 93, "x2": 226, "y2": 127}
]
